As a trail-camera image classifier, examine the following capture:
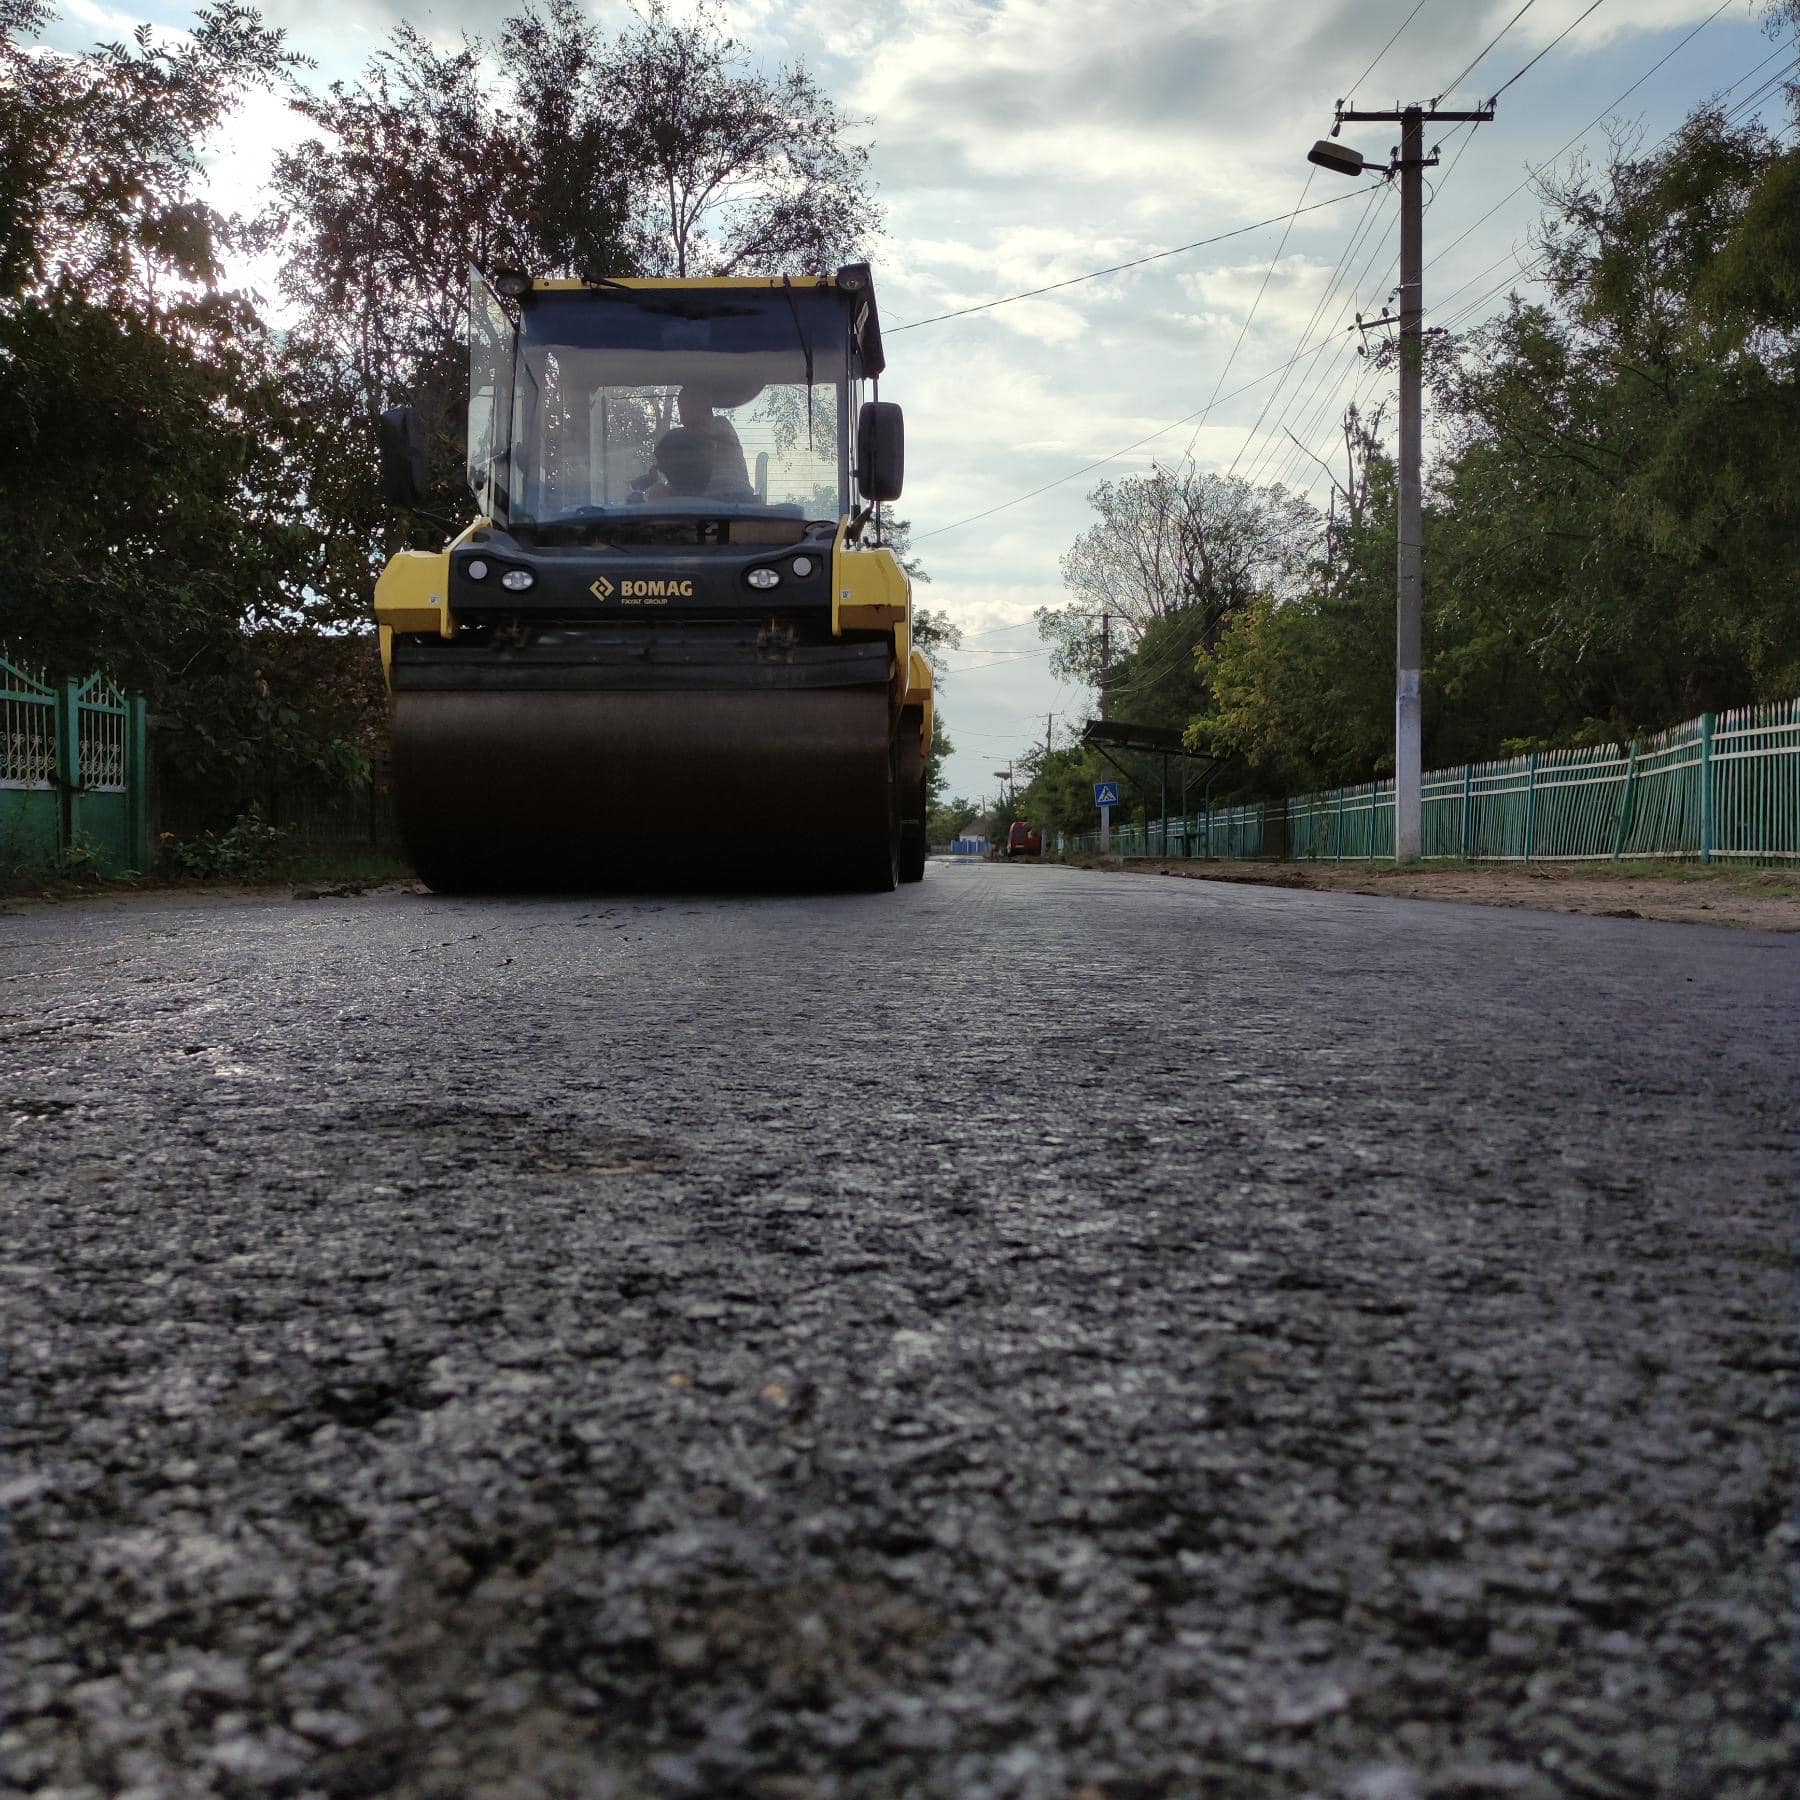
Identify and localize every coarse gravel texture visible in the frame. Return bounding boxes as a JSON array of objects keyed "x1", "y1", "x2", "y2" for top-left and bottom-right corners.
[{"x1": 2, "y1": 860, "x2": 1794, "y2": 1799}]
